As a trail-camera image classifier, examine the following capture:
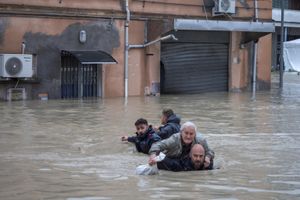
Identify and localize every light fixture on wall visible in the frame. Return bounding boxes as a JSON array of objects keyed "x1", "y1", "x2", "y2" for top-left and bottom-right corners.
[
  {"x1": 79, "y1": 30, "x2": 87, "y2": 43},
  {"x1": 240, "y1": 43, "x2": 245, "y2": 49}
]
